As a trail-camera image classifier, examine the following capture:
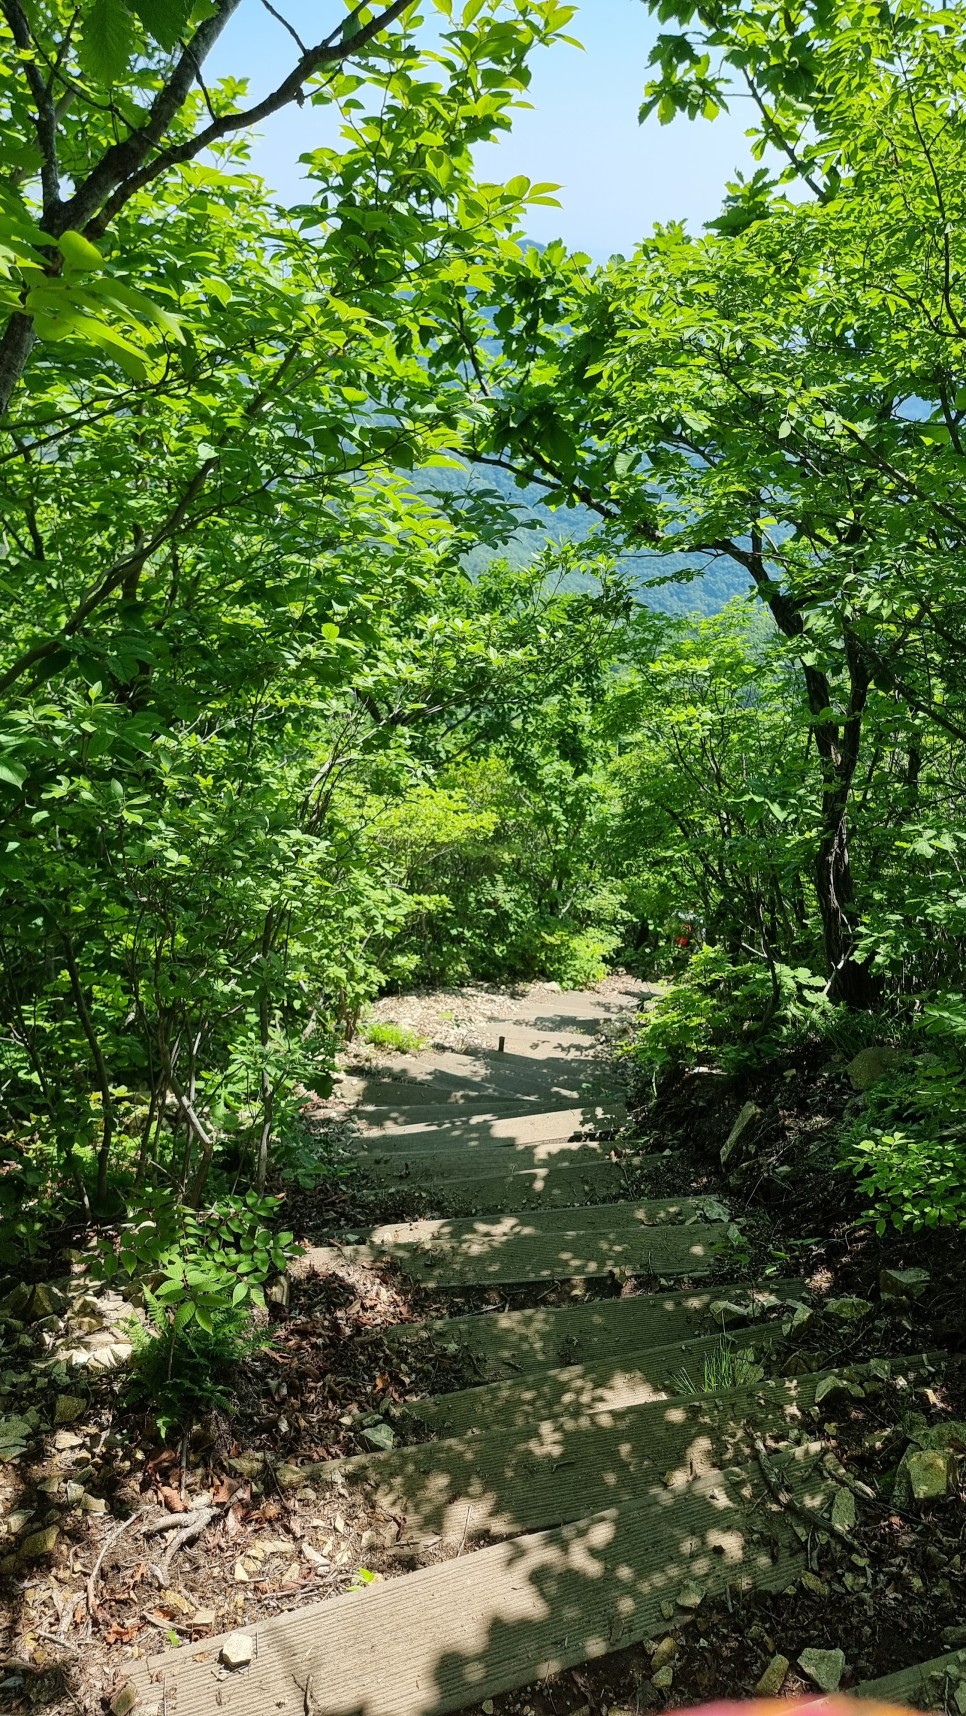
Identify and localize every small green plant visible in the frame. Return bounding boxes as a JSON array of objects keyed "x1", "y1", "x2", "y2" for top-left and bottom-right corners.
[
  {"x1": 842, "y1": 1052, "x2": 966, "y2": 1232},
  {"x1": 670, "y1": 1340, "x2": 765, "y2": 1395},
  {"x1": 126, "y1": 1294, "x2": 272, "y2": 1437},
  {"x1": 99, "y1": 1187, "x2": 296, "y2": 1329},
  {"x1": 628, "y1": 945, "x2": 829, "y2": 1078},
  {"x1": 362, "y1": 1022, "x2": 426, "y2": 1054}
]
